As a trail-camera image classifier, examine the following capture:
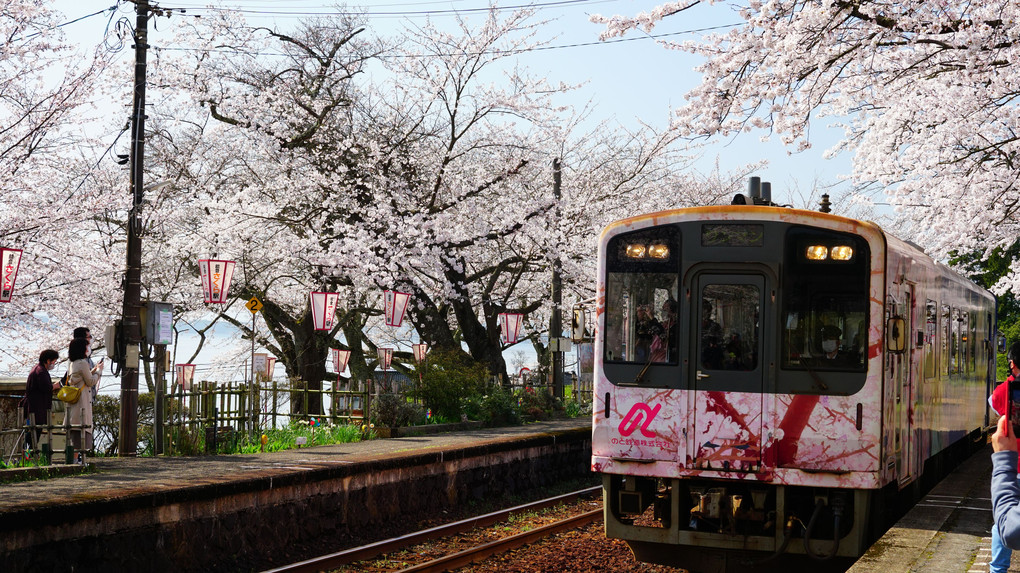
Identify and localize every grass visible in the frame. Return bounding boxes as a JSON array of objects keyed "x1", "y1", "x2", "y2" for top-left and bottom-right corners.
[
  {"x1": 167, "y1": 420, "x2": 376, "y2": 456},
  {"x1": 238, "y1": 422, "x2": 372, "y2": 453}
]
